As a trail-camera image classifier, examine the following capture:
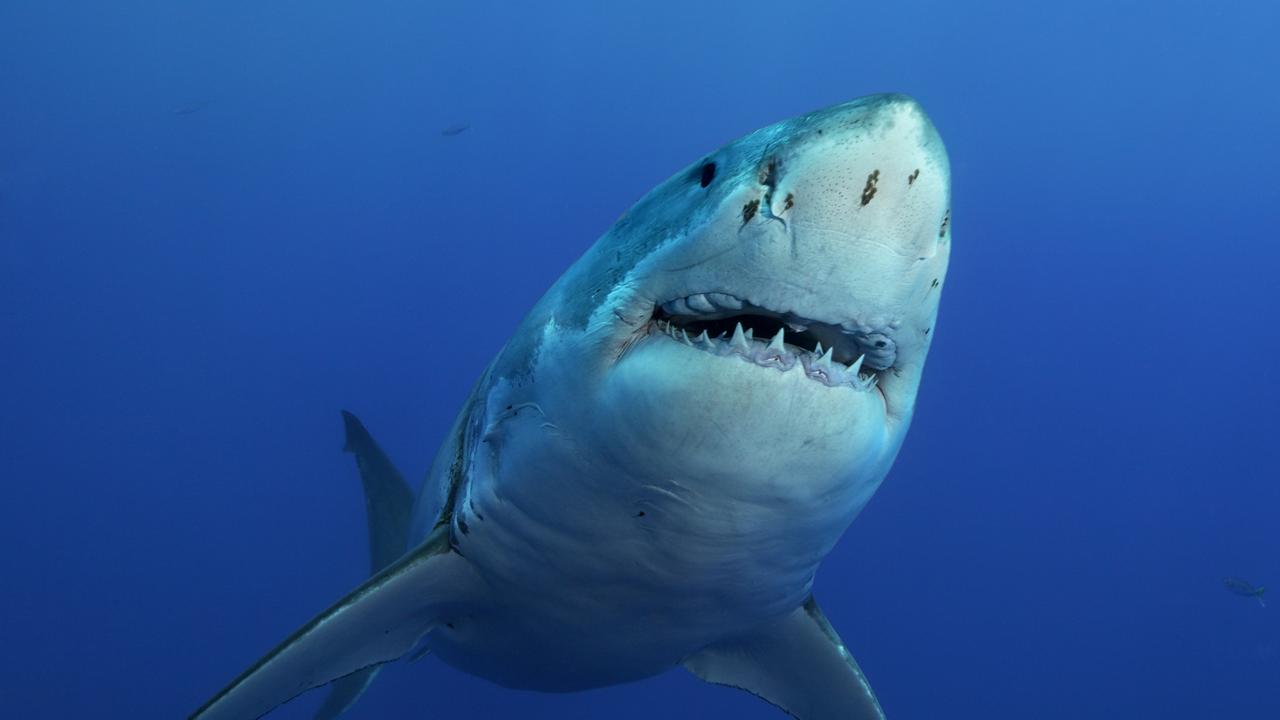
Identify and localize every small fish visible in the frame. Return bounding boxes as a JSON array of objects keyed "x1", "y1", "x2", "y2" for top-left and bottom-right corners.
[
  {"x1": 172, "y1": 100, "x2": 211, "y2": 116},
  {"x1": 440, "y1": 122, "x2": 470, "y2": 137},
  {"x1": 1223, "y1": 577, "x2": 1267, "y2": 607}
]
